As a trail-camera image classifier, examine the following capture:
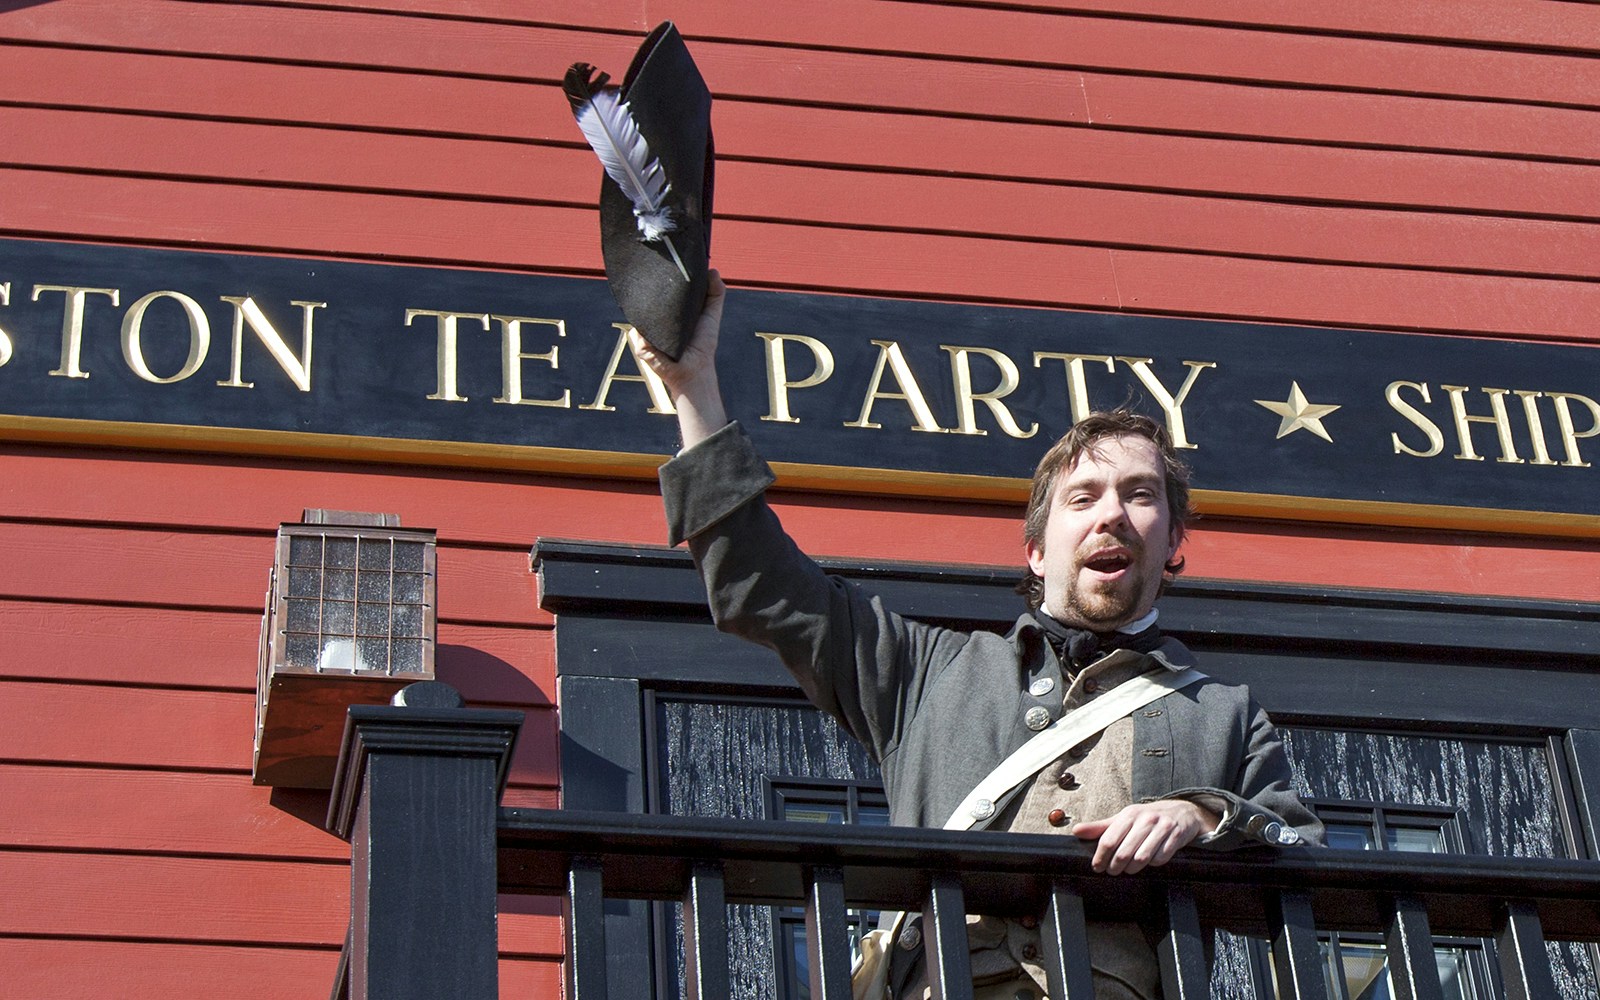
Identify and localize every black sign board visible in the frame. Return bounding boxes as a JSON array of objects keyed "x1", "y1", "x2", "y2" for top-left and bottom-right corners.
[{"x1": 2, "y1": 237, "x2": 1596, "y2": 537}]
